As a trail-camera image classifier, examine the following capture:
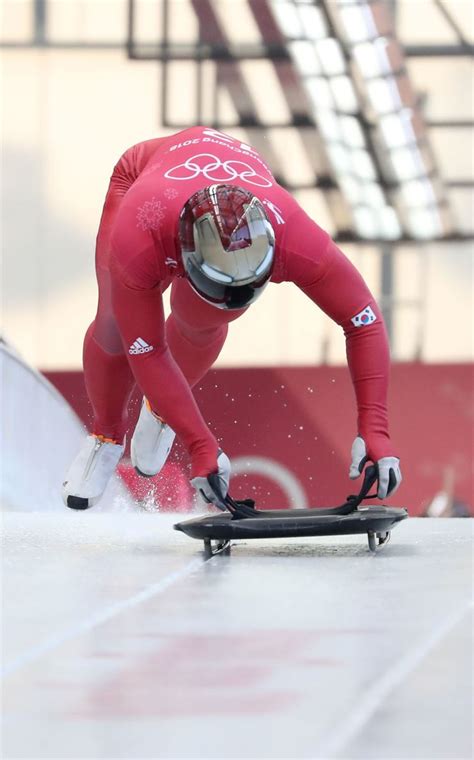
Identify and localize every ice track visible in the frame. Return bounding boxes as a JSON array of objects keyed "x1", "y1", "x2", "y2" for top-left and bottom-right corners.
[{"x1": 1, "y1": 512, "x2": 472, "y2": 760}]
